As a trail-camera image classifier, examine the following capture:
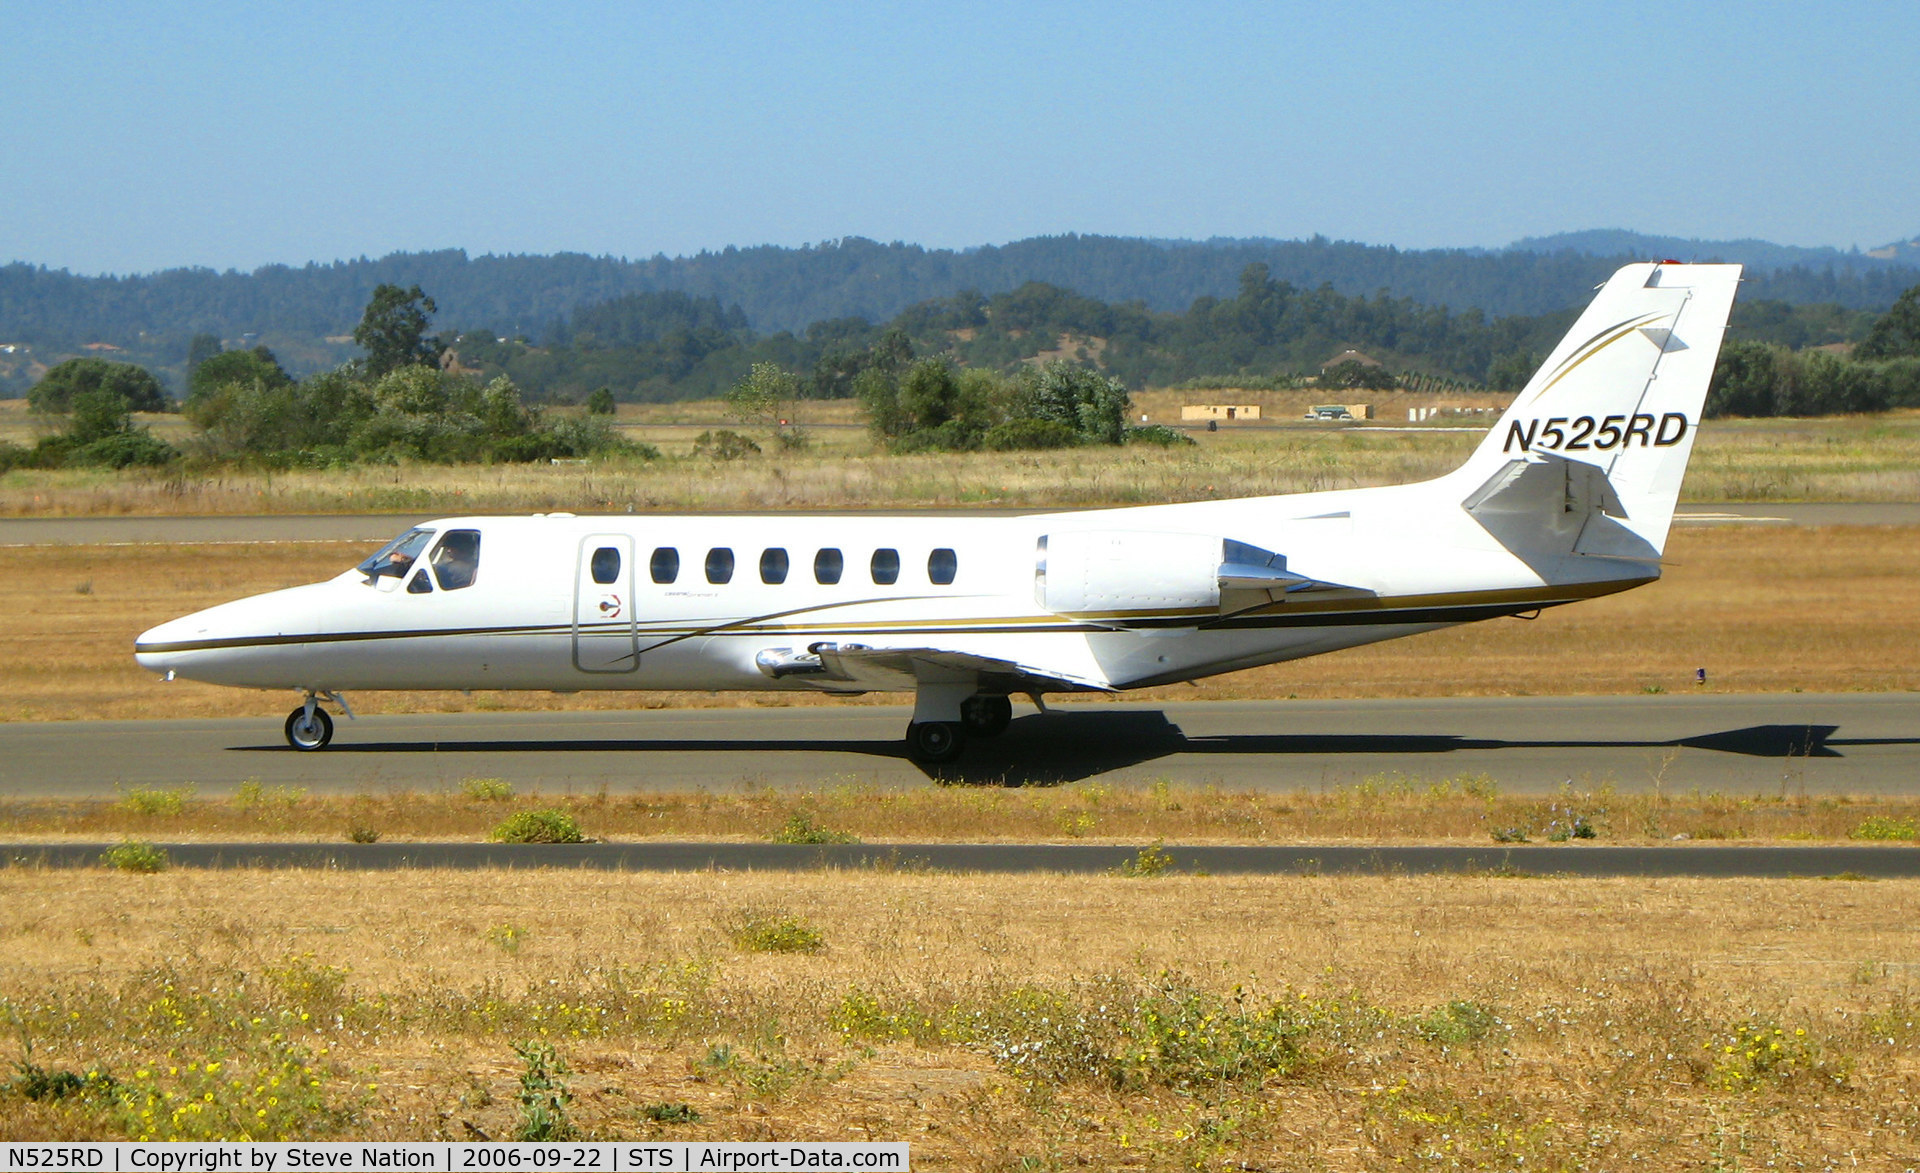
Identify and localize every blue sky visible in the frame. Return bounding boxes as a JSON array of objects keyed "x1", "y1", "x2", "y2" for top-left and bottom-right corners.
[{"x1": 4, "y1": 1, "x2": 1916, "y2": 275}]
